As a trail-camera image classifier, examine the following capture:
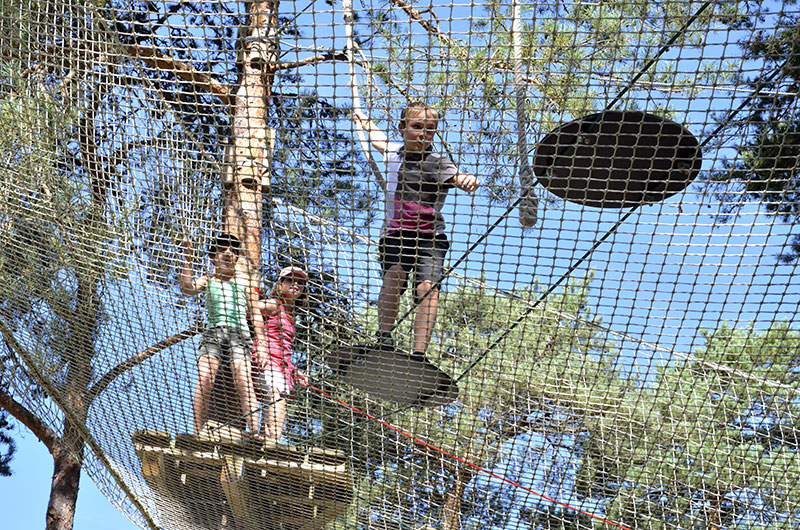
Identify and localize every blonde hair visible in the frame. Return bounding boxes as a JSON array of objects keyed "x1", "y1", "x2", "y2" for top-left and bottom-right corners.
[{"x1": 400, "y1": 101, "x2": 439, "y2": 128}]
